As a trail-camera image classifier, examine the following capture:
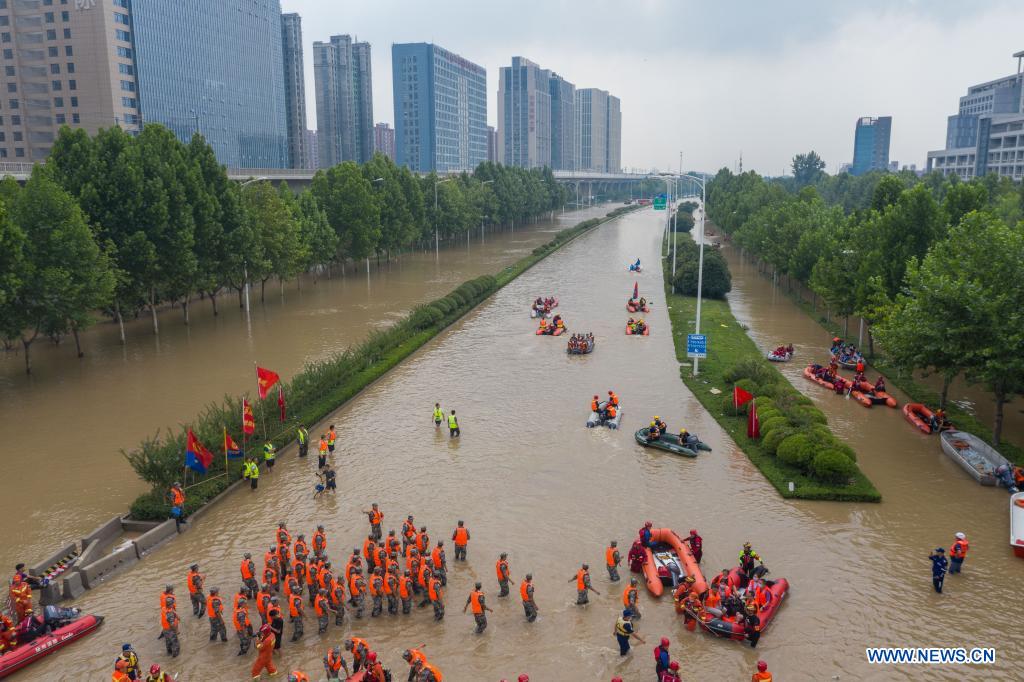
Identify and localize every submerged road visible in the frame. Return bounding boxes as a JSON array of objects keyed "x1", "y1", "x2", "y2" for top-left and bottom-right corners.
[{"x1": 22, "y1": 208, "x2": 1021, "y2": 680}]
